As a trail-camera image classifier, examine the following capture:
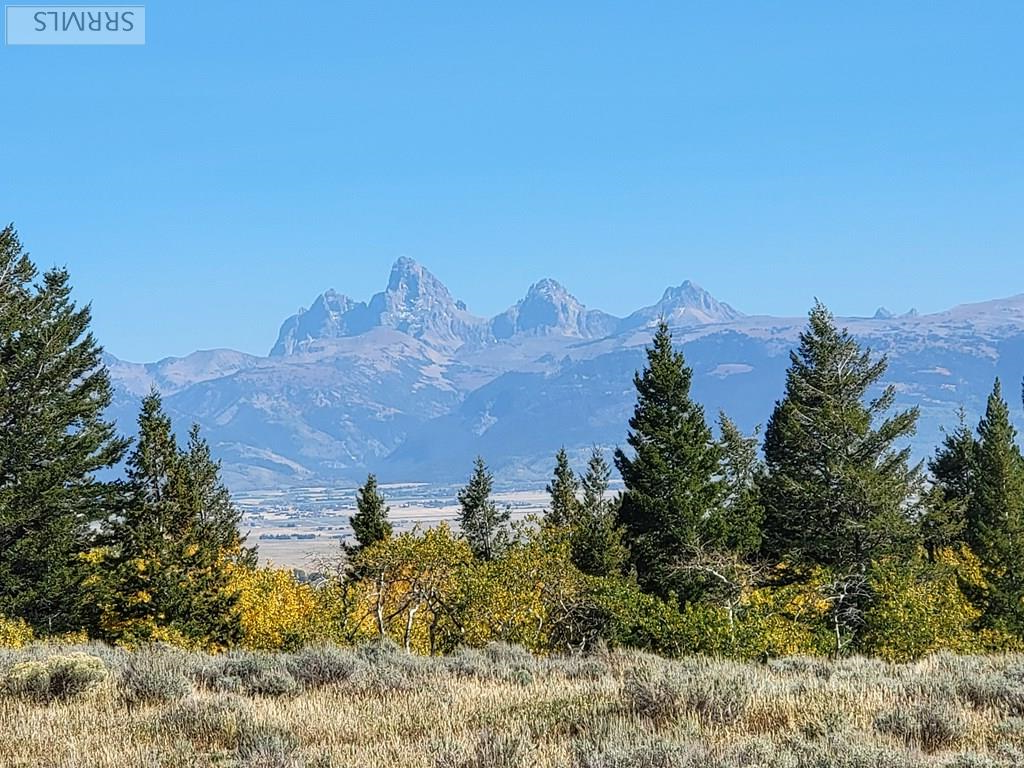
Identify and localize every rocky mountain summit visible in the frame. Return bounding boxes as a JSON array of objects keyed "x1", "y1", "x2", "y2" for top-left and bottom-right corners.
[
  {"x1": 621, "y1": 280, "x2": 743, "y2": 330},
  {"x1": 105, "y1": 258, "x2": 1024, "y2": 490},
  {"x1": 271, "y1": 257, "x2": 486, "y2": 355},
  {"x1": 489, "y1": 278, "x2": 618, "y2": 340}
]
